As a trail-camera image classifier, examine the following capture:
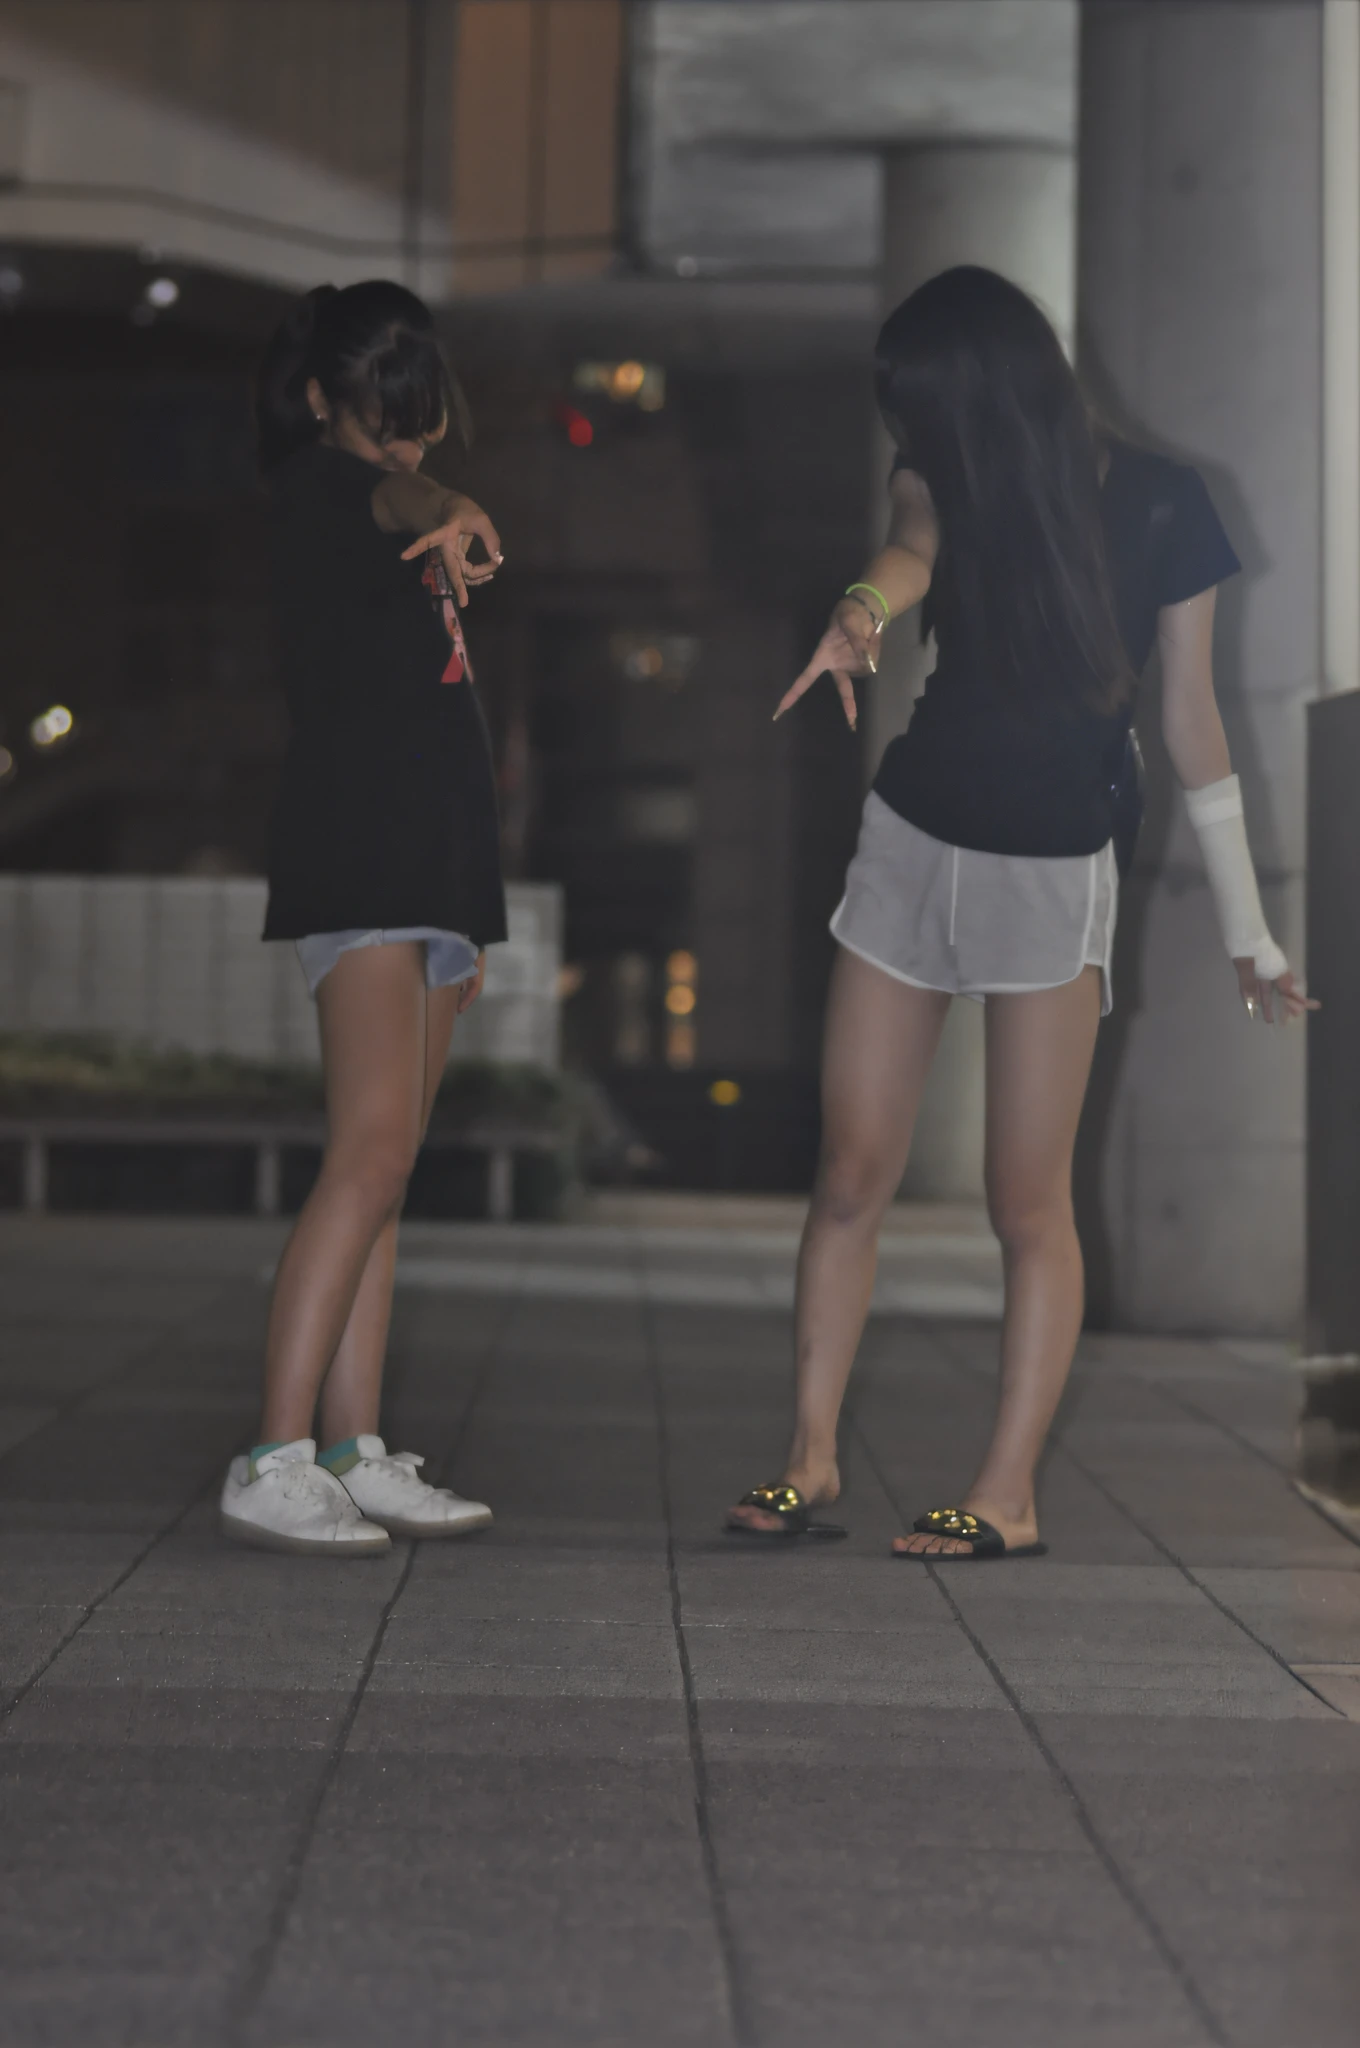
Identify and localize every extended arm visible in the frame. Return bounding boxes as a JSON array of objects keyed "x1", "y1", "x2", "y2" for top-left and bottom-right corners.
[
  {"x1": 774, "y1": 467, "x2": 937, "y2": 728},
  {"x1": 370, "y1": 472, "x2": 503, "y2": 607},
  {"x1": 1158, "y1": 589, "x2": 1314, "y2": 1021}
]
